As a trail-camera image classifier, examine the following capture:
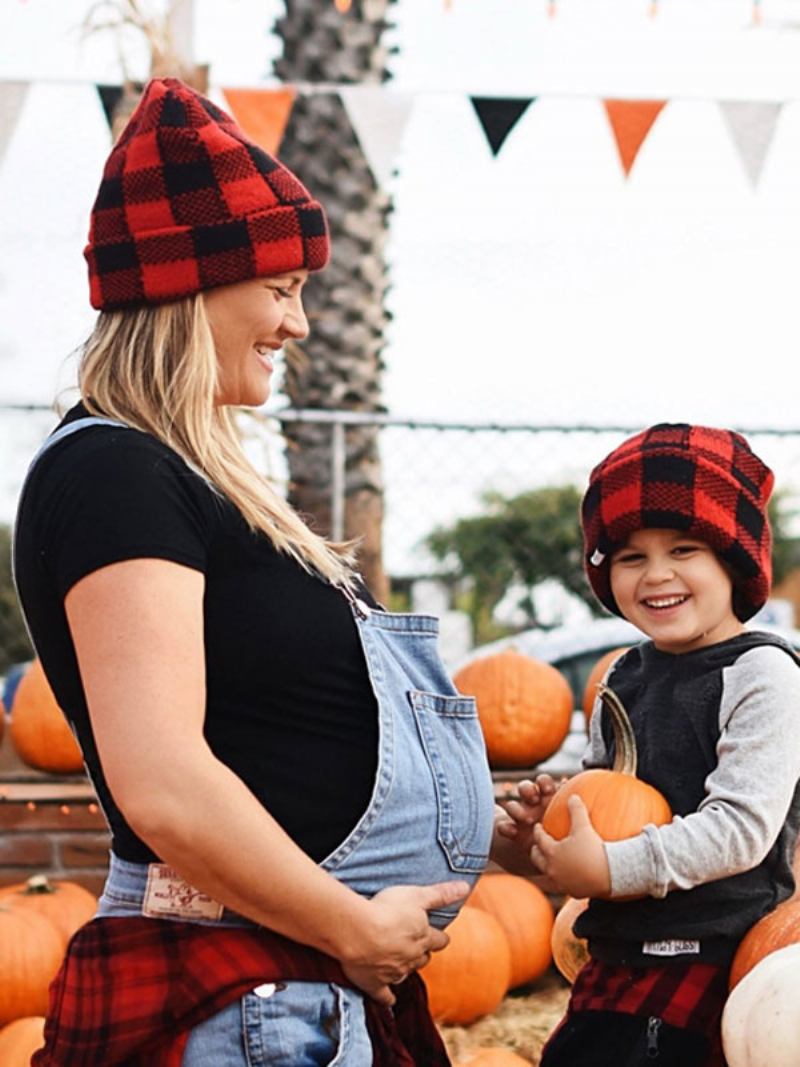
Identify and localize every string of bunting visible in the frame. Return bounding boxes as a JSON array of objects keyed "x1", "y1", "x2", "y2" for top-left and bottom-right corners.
[
  {"x1": 216, "y1": 86, "x2": 784, "y2": 190},
  {"x1": 327, "y1": 0, "x2": 765, "y2": 23},
  {"x1": 0, "y1": 79, "x2": 788, "y2": 194},
  {"x1": 11, "y1": 0, "x2": 769, "y2": 17}
]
